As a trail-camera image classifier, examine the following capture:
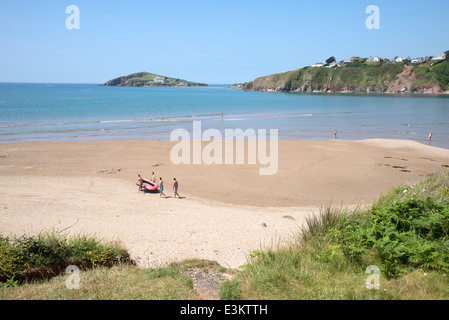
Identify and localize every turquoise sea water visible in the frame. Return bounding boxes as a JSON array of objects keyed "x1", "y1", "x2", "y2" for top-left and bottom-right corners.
[{"x1": 1, "y1": 83, "x2": 449, "y2": 149}]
